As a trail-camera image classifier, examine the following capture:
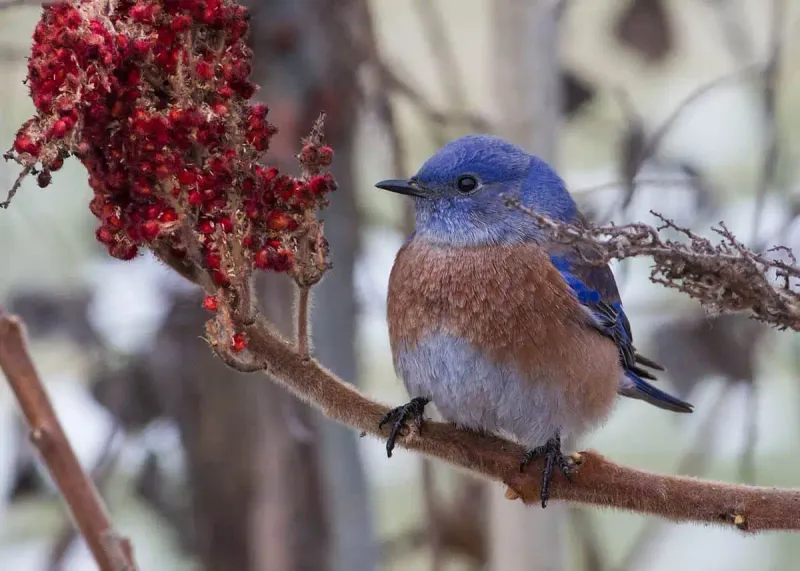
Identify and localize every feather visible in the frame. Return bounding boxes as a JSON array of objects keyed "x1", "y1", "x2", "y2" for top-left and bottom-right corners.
[{"x1": 547, "y1": 251, "x2": 691, "y2": 413}]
